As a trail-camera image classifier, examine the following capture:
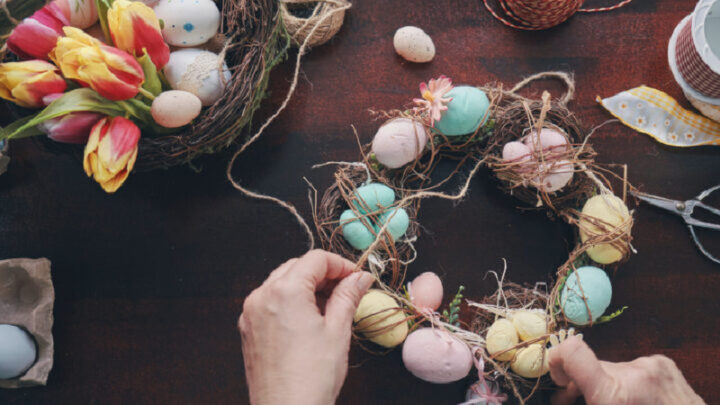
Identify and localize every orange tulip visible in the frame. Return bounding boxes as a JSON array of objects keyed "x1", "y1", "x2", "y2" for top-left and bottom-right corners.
[
  {"x1": 83, "y1": 116, "x2": 141, "y2": 193},
  {"x1": 51, "y1": 27, "x2": 144, "y2": 101},
  {"x1": 0, "y1": 61, "x2": 67, "y2": 108},
  {"x1": 108, "y1": 0, "x2": 169, "y2": 69}
]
